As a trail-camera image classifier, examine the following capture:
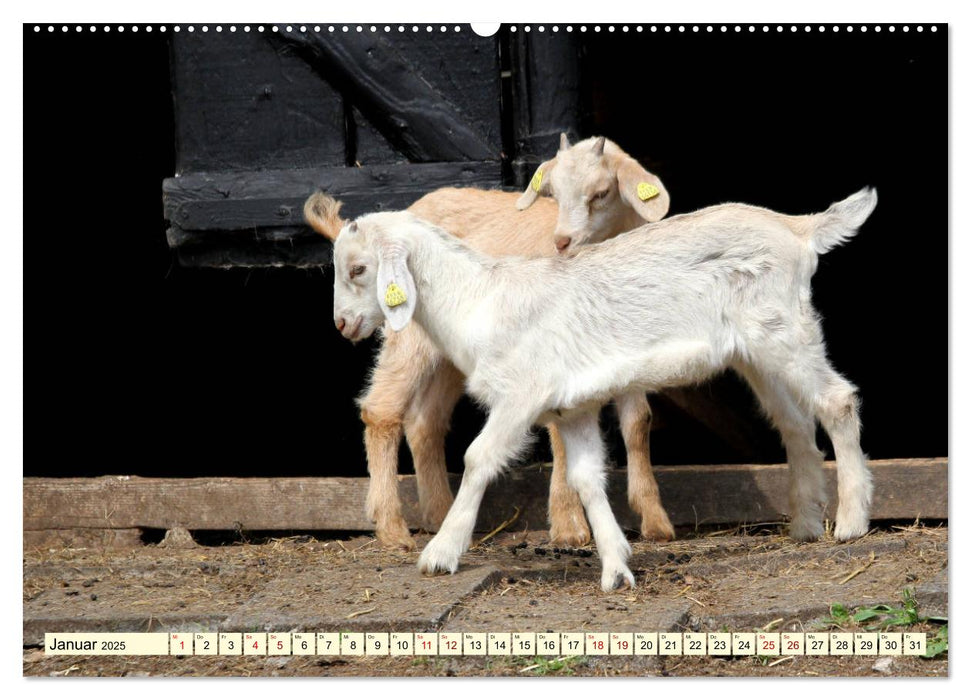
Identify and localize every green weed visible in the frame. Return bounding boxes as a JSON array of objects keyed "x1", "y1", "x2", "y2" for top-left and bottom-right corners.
[
  {"x1": 516, "y1": 655, "x2": 585, "y2": 676},
  {"x1": 818, "y1": 589, "x2": 947, "y2": 658},
  {"x1": 925, "y1": 625, "x2": 948, "y2": 659},
  {"x1": 821, "y1": 602, "x2": 852, "y2": 628}
]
